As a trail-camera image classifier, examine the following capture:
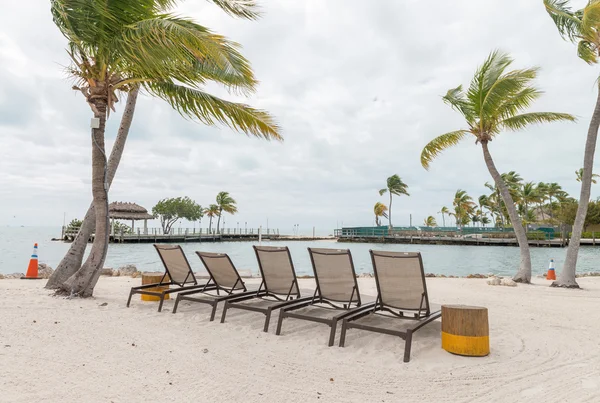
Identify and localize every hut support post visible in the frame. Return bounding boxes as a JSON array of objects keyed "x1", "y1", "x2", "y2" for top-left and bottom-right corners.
[{"x1": 144, "y1": 219, "x2": 147, "y2": 235}]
